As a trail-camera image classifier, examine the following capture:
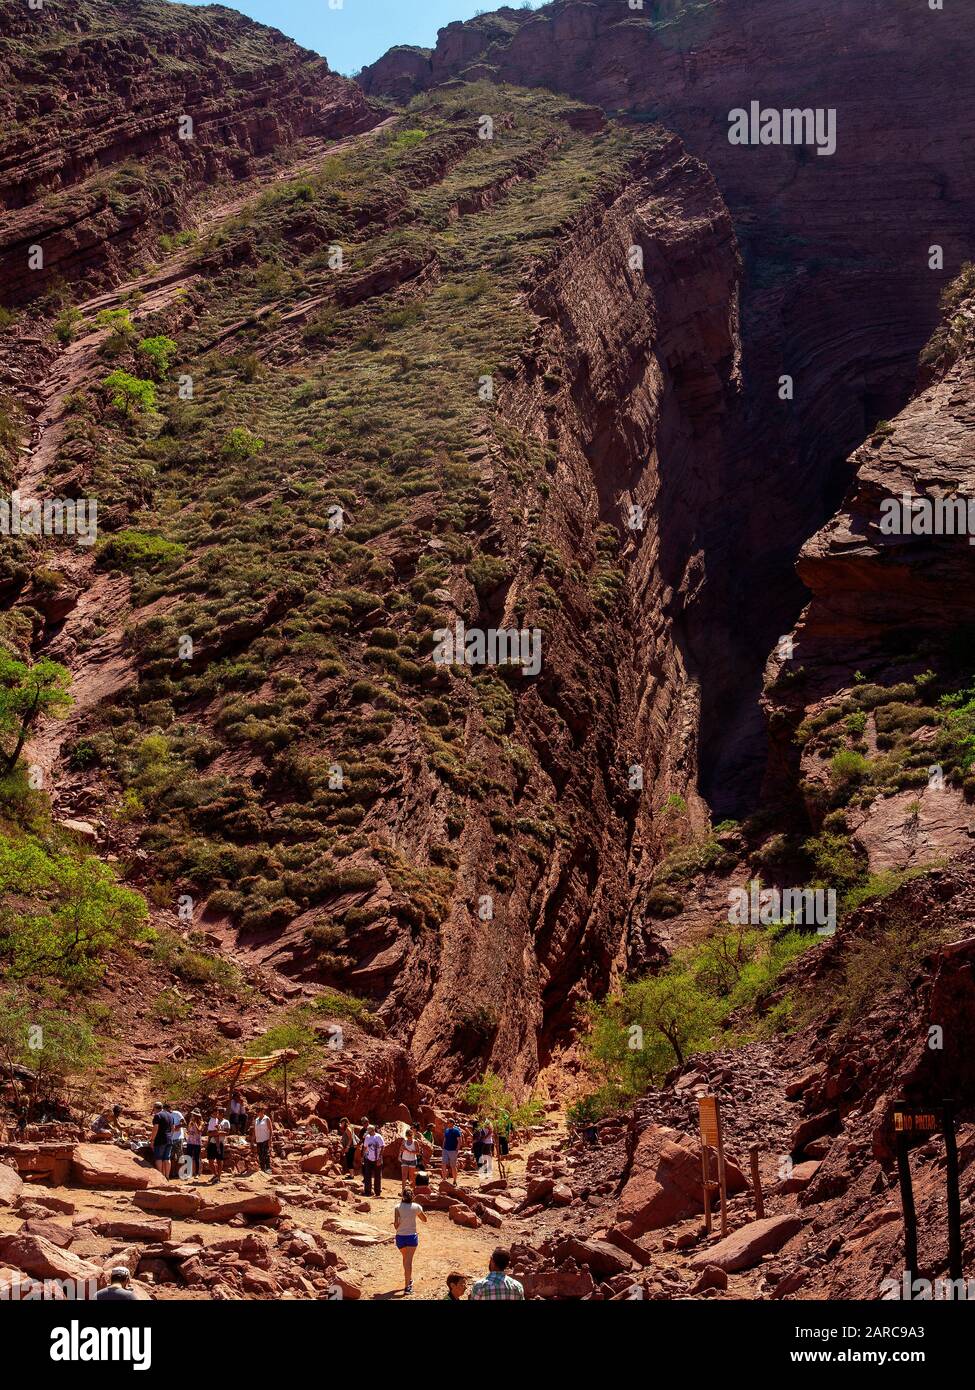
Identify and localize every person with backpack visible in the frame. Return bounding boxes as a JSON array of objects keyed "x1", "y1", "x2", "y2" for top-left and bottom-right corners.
[
  {"x1": 362, "y1": 1124, "x2": 385, "y2": 1196},
  {"x1": 393, "y1": 1185, "x2": 427, "y2": 1295},
  {"x1": 441, "y1": 1120, "x2": 461, "y2": 1180},
  {"x1": 150, "y1": 1101, "x2": 174, "y2": 1178}
]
